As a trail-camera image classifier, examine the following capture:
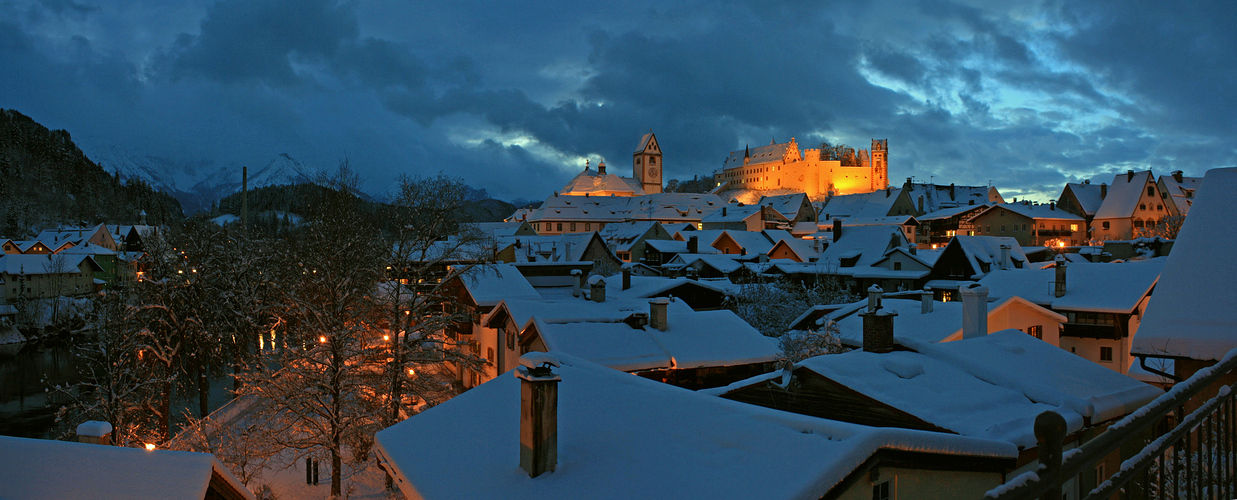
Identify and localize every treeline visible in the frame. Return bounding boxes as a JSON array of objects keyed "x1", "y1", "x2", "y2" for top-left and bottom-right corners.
[{"x1": 0, "y1": 109, "x2": 184, "y2": 236}]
